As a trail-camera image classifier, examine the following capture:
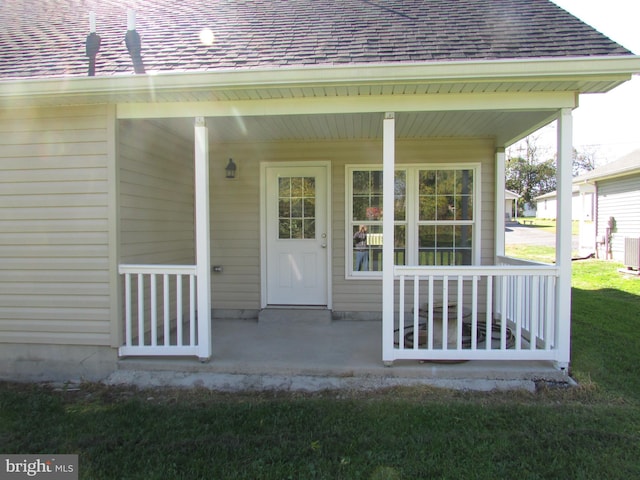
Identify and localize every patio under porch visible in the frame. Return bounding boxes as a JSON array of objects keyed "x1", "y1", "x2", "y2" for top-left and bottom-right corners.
[{"x1": 113, "y1": 313, "x2": 570, "y2": 392}]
